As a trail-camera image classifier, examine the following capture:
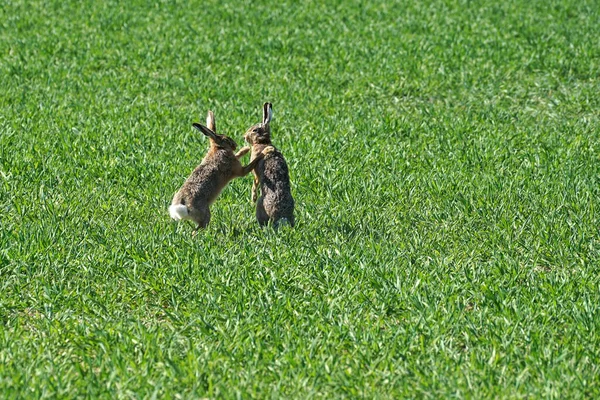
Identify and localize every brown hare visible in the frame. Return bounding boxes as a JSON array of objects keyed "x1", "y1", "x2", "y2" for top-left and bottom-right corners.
[
  {"x1": 244, "y1": 102, "x2": 295, "y2": 228},
  {"x1": 169, "y1": 110, "x2": 271, "y2": 232}
]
